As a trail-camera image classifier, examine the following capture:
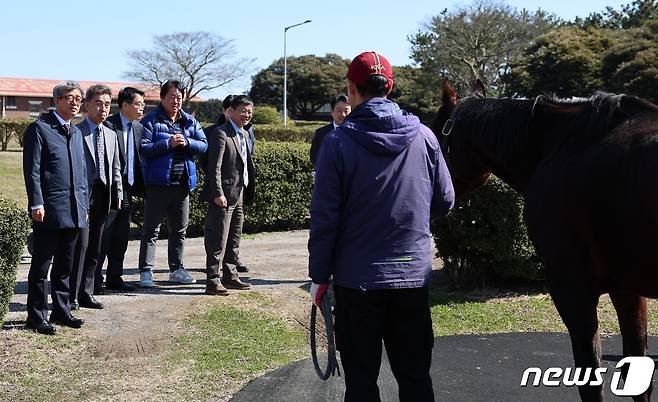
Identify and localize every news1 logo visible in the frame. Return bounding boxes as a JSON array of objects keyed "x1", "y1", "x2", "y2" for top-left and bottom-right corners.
[{"x1": 520, "y1": 356, "x2": 655, "y2": 396}]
